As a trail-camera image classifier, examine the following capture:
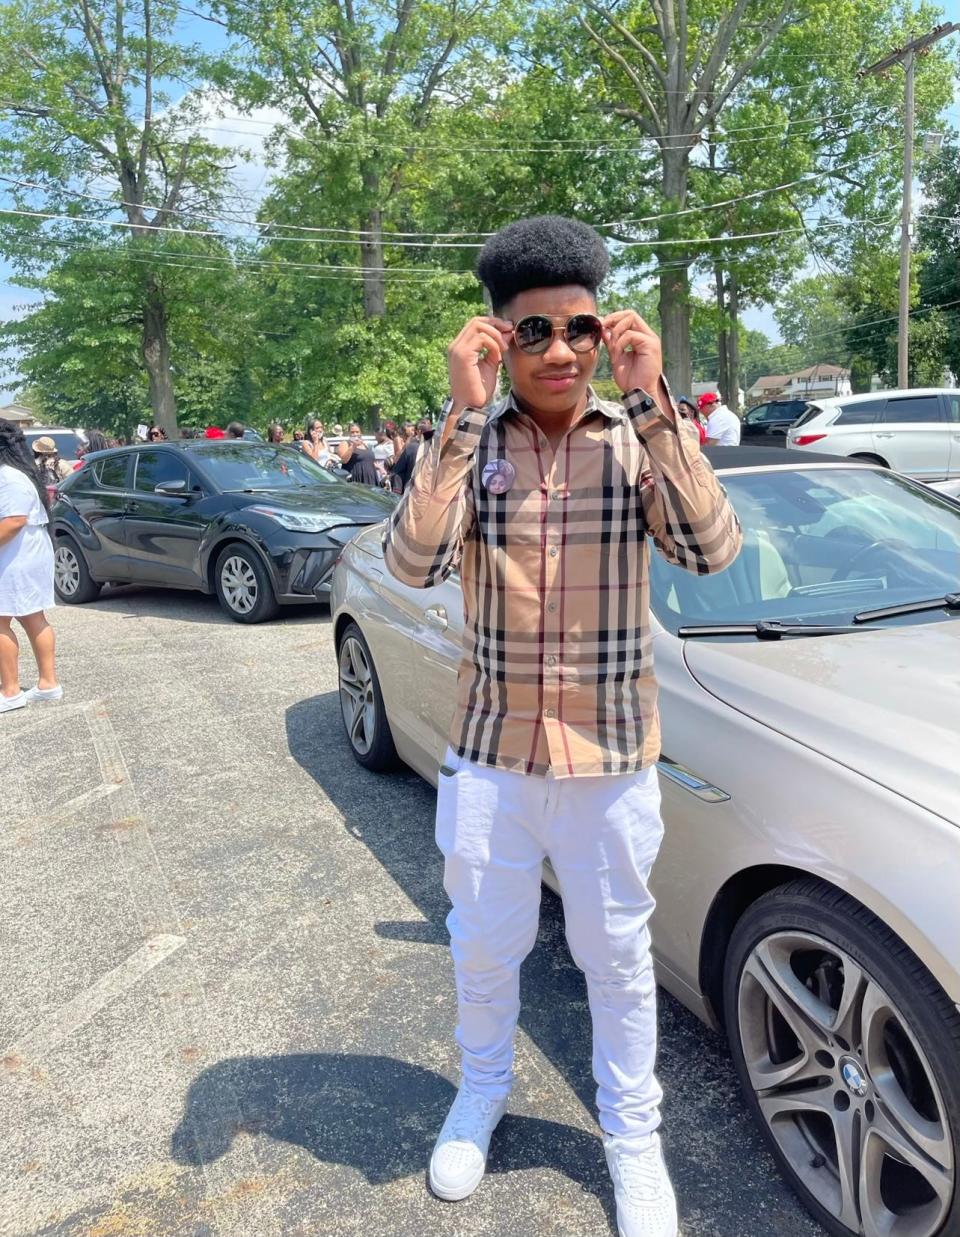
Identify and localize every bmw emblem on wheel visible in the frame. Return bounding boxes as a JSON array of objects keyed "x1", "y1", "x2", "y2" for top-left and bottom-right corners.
[{"x1": 841, "y1": 1059, "x2": 868, "y2": 1097}]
